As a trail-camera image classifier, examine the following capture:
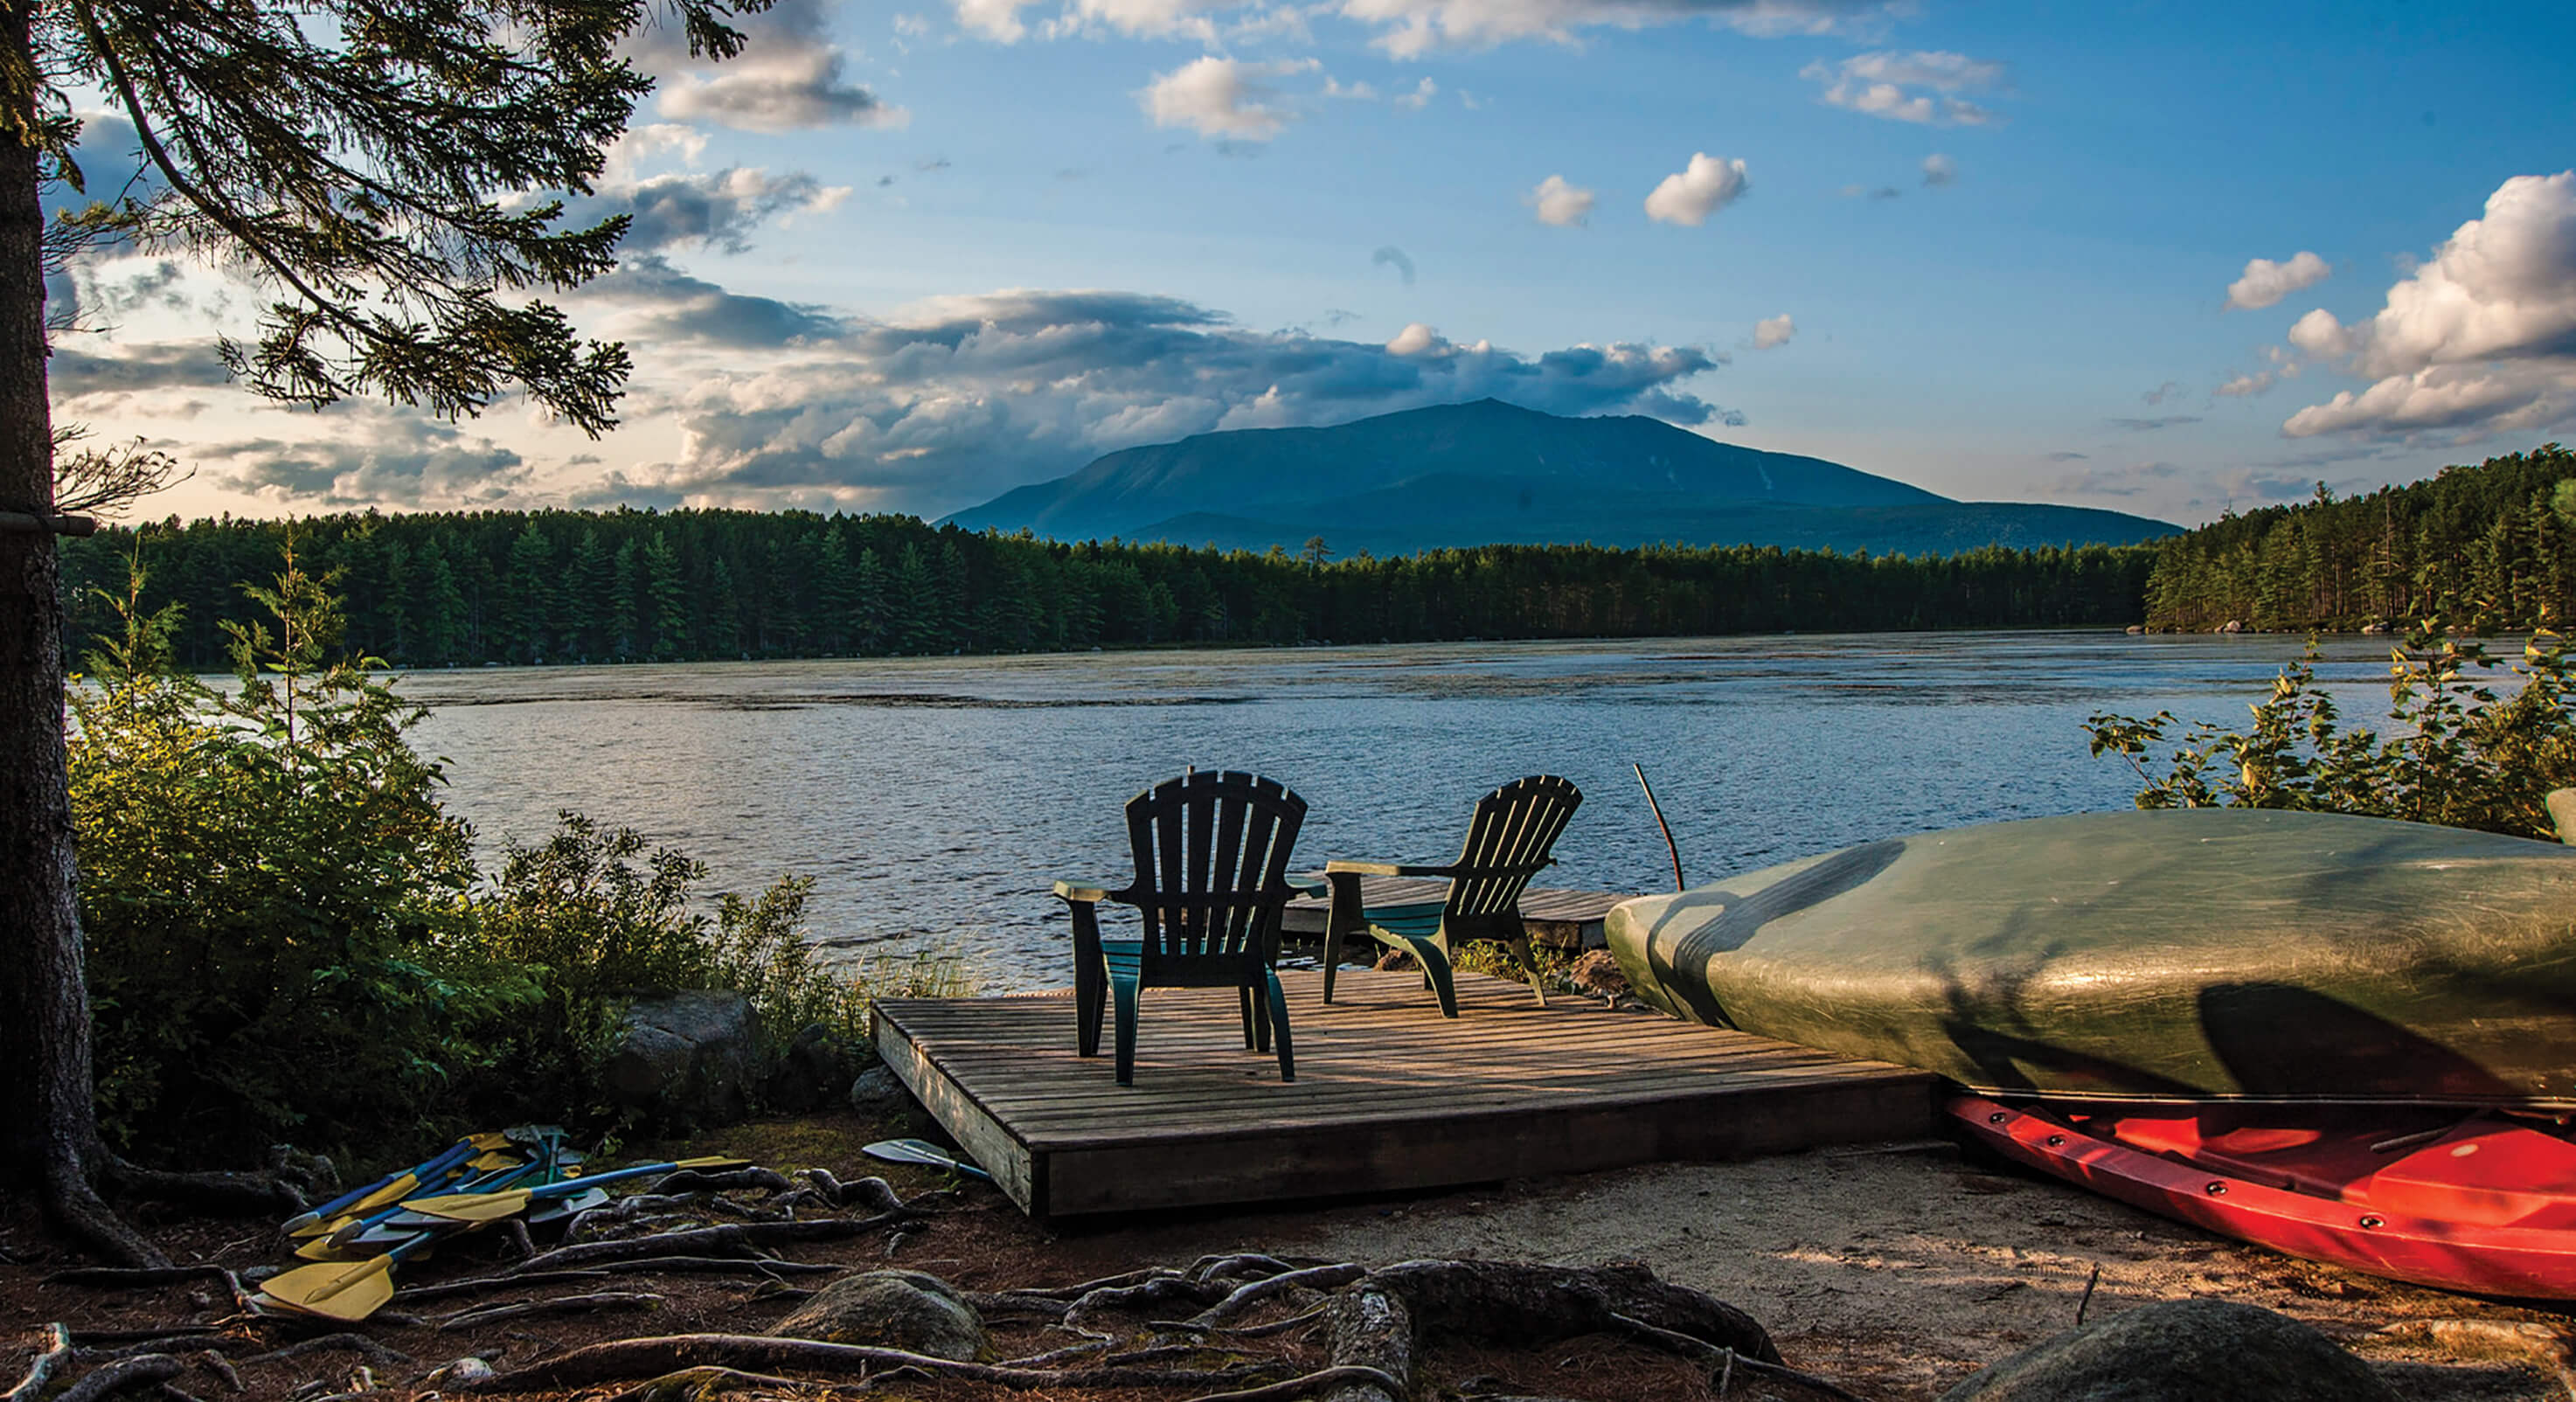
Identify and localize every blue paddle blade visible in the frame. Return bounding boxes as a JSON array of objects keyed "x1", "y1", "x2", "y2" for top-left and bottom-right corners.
[{"x1": 862, "y1": 1138, "x2": 992, "y2": 1180}]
